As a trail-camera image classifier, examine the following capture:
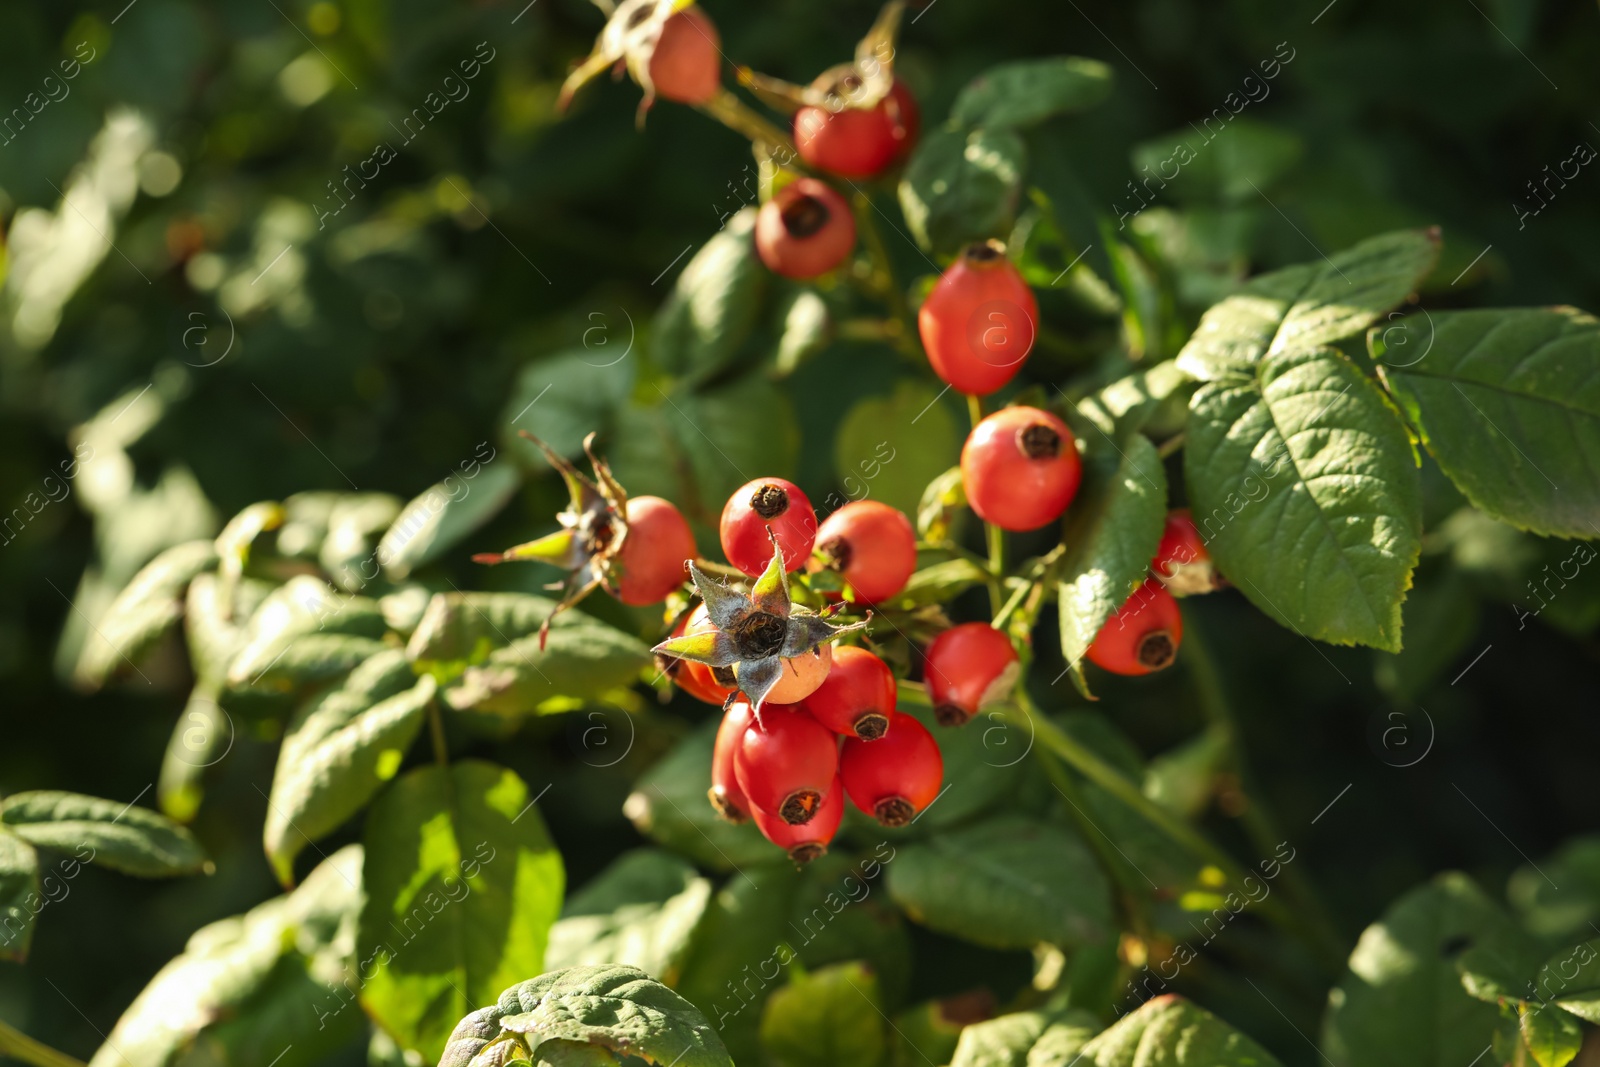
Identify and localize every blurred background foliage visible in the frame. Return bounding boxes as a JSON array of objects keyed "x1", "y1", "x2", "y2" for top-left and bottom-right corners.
[{"x1": 0, "y1": 0, "x2": 1597, "y2": 1063}]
